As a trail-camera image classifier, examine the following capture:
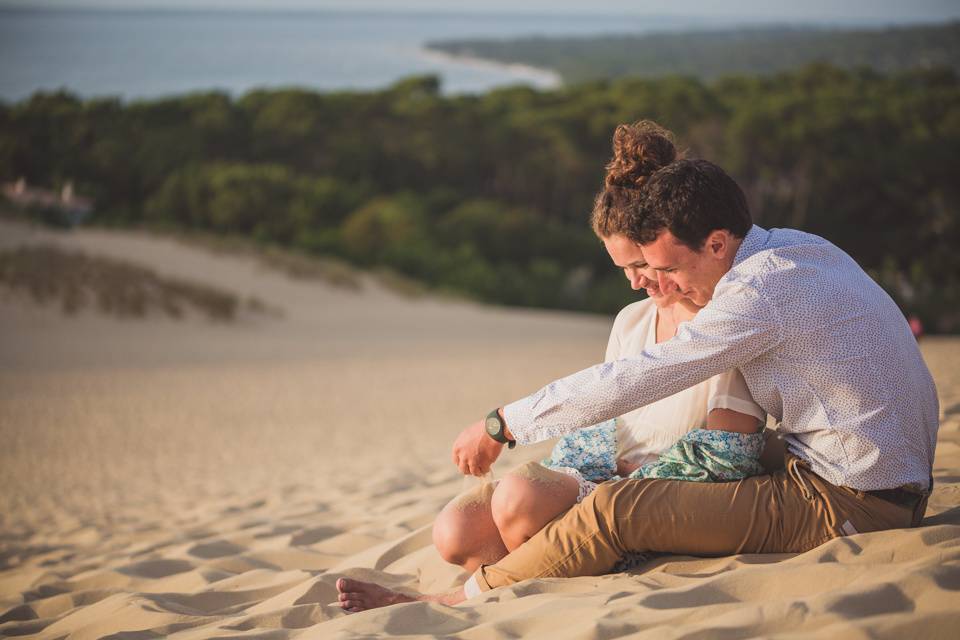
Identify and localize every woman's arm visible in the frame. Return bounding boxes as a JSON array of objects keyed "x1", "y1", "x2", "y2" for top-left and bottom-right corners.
[
  {"x1": 705, "y1": 407, "x2": 762, "y2": 434},
  {"x1": 616, "y1": 458, "x2": 641, "y2": 476}
]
